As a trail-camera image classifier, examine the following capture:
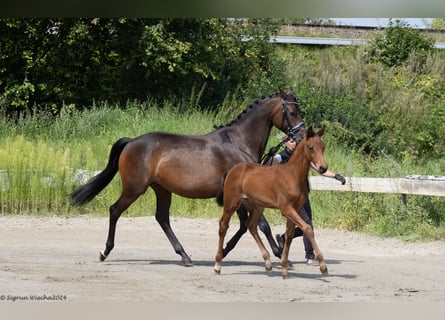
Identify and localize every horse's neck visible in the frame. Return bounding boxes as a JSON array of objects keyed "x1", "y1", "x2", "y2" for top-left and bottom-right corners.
[{"x1": 229, "y1": 97, "x2": 278, "y2": 160}]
